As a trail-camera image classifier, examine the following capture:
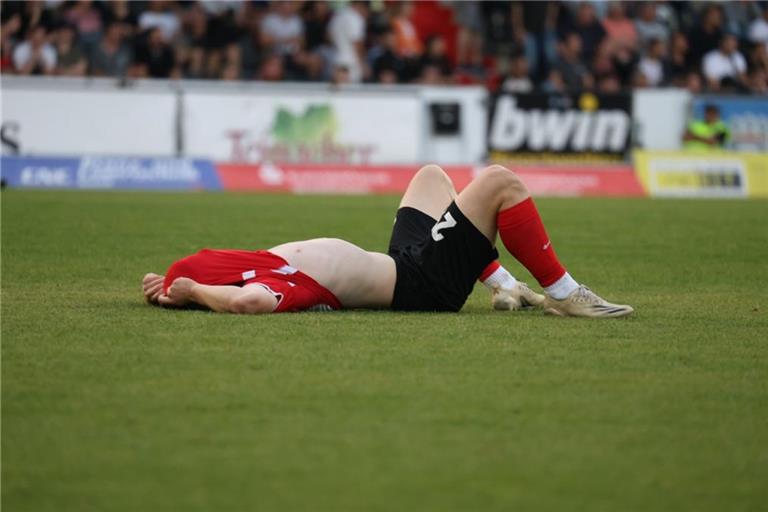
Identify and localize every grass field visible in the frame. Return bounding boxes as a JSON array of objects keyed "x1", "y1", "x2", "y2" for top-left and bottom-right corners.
[{"x1": 2, "y1": 190, "x2": 767, "y2": 511}]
